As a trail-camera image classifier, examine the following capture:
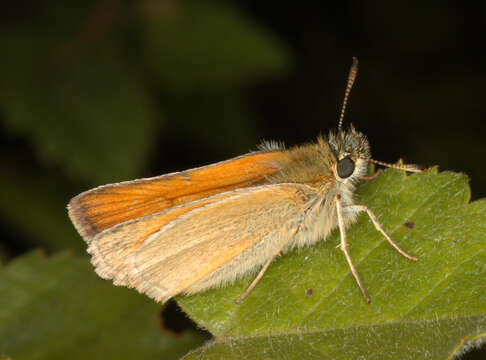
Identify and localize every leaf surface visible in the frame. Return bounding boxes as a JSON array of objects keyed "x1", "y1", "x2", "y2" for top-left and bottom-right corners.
[{"x1": 0, "y1": 251, "x2": 205, "y2": 359}]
